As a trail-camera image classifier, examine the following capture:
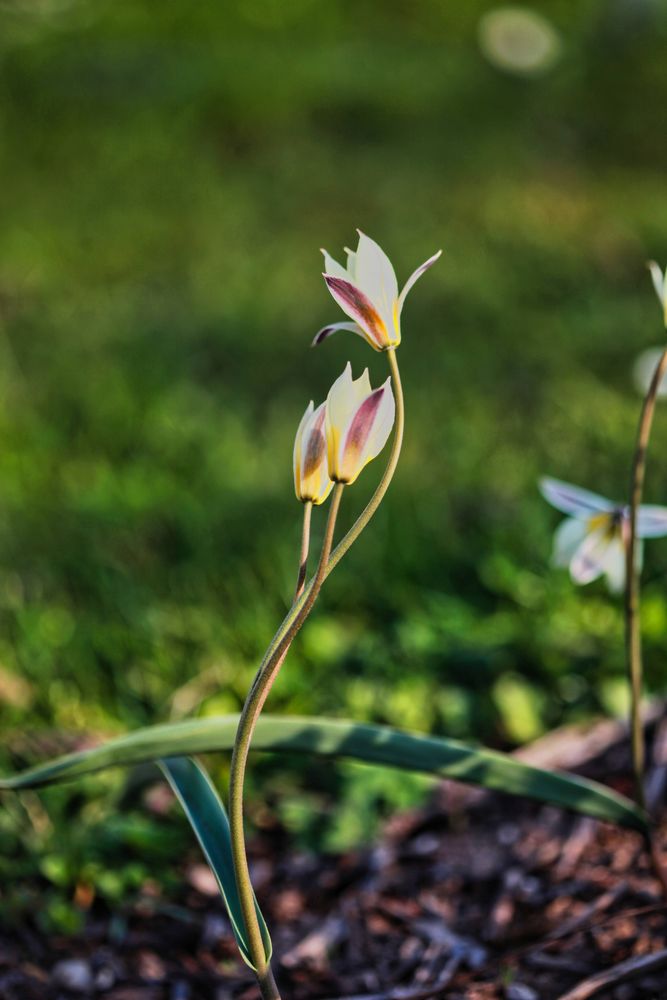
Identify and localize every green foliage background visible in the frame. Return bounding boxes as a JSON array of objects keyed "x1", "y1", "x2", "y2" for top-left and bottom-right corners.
[{"x1": 1, "y1": 0, "x2": 667, "y2": 927}]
